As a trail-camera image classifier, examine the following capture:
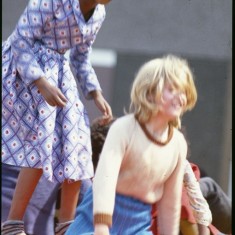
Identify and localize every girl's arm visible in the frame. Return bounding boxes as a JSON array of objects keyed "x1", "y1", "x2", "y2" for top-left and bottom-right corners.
[
  {"x1": 157, "y1": 134, "x2": 187, "y2": 235},
  {"x1": 183, "y1": 160, "x2": 212, "y2": 226},
  {"x1": 92, "y1": 118, "x2": 128, "y2": 230}
]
